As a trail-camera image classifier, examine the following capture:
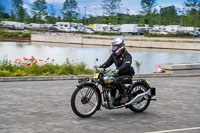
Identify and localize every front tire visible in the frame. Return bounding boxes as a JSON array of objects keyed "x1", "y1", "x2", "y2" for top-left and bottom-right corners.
[
  {"x1": 71, "y1": 85, "x2": 101, "y2": 118},
  {"x1": 129, "y1": 82, "x2": 151, "y2": 113}
]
